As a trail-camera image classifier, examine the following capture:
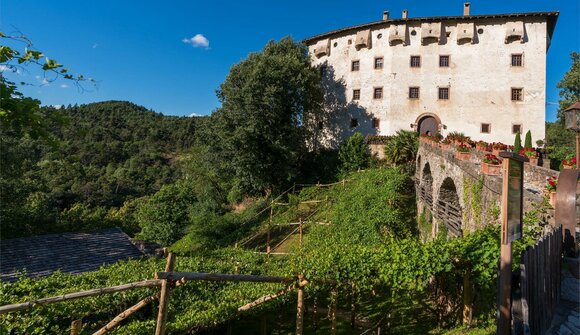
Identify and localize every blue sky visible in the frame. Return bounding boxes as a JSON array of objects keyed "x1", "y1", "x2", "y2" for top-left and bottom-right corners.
[{"x1": 1, "y1": 0, "x2": 578, "y2": 121}]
